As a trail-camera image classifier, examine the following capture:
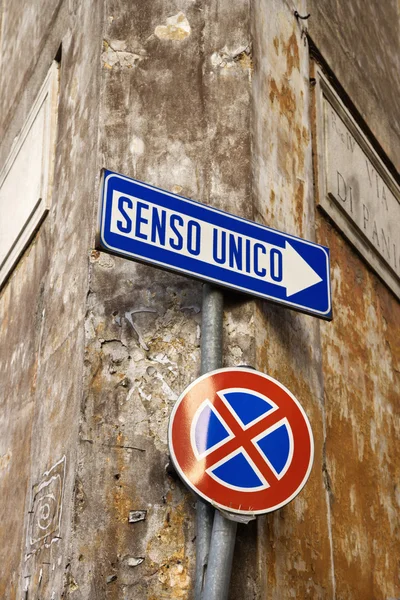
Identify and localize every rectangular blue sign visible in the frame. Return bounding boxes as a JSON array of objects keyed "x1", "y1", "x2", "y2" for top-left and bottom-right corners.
[{"x1": 97, "y1": 170, "x2": 332, "y2": 319}]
